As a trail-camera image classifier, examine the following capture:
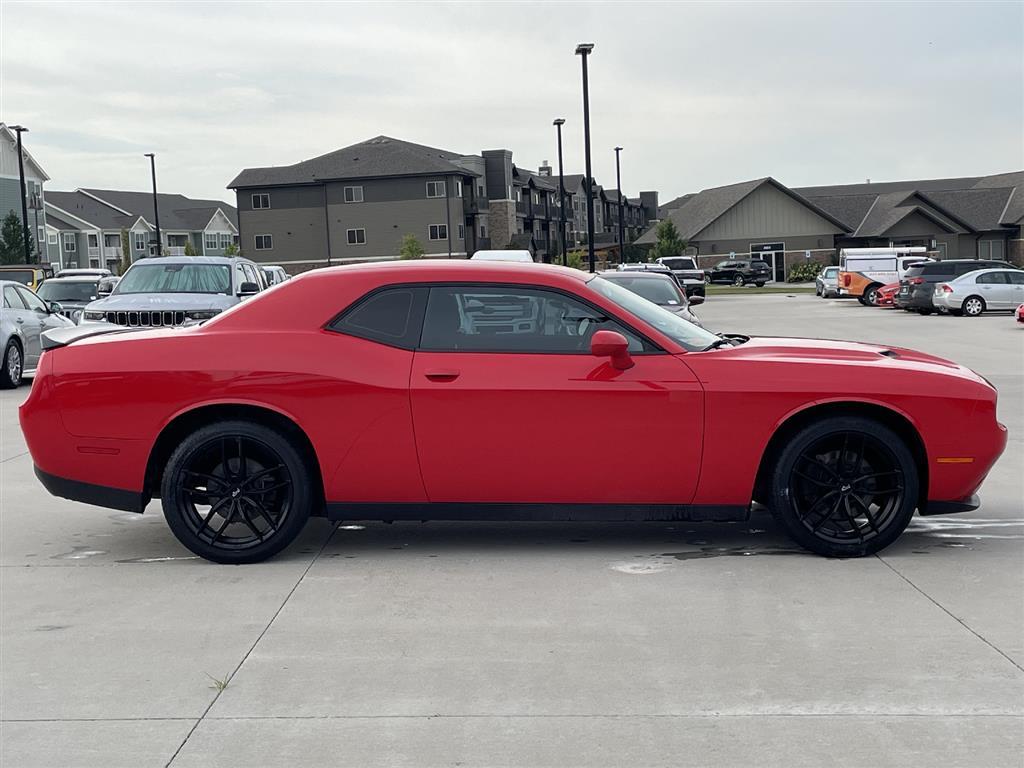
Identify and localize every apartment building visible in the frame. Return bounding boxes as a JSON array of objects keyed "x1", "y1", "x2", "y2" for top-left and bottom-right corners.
[
  {"x1": 0, "y1": 123, "x2": 49, "y2": 261},
  {"x1": 229, "y1": 136, "x2": 658, "y2": 270},
  {"x1": 44, "y1": 189, "x2": 238, "y2": 271}
]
